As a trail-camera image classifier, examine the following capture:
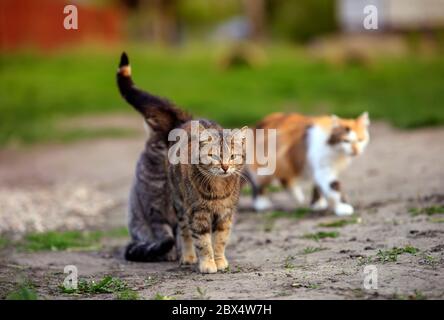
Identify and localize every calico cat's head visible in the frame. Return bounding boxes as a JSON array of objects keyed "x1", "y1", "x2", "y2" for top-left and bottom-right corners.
[
  {"x1": 197, "y1": 126, "x2": 248, "y2": 177},
  {"x1": 328, "y1": 112, "x2": 370, "y2": 156}
]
